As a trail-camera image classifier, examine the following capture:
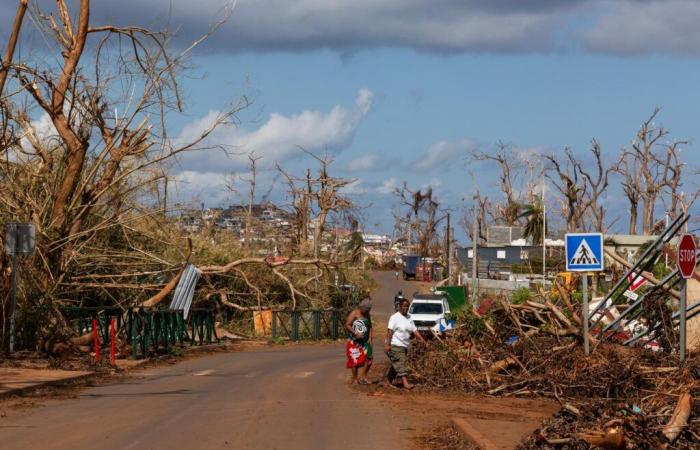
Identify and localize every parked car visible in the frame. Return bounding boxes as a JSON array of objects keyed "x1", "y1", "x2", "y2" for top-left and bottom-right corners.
[{"x1": 408, "y1": 292, "x2": 453, "y2": 334}]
